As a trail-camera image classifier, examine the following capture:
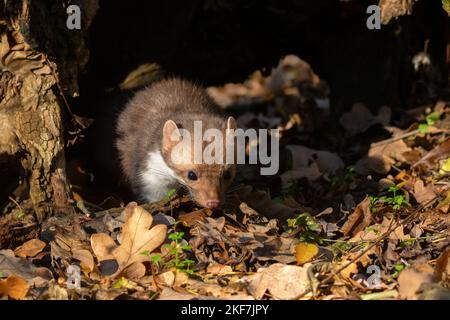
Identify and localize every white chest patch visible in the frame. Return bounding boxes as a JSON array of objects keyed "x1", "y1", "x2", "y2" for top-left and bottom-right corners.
[{"x1": 139, "y1": 150, "x2": 179, "y2": 202}]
